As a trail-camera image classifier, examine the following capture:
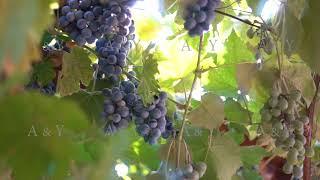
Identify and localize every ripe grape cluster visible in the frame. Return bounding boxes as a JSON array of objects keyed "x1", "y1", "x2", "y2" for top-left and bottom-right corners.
[
  {"x1": 102, "y1": 79, "x2": 140, "y2": 134},
  {"x1": 134, "y1": 92, "x2": 169, "y2": 145},
  {"x1": 260, "y1": 88, "x2": 314, "y2": 179},
  {"x1": 168, "y1": 162, "x2": 207, "y2": 180},
  {"x1": 102, "y1": 79, "x2": 174, "y2": 144},
  {"x1": 58, "y1": 0, "x2": 136, "y2": 46},
  {"x1": 183, "y1": 0, "x2": 221, "y2": 37},
  {"x1": 26, "y1": 81, "x2": 57, "y2": 96}
]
